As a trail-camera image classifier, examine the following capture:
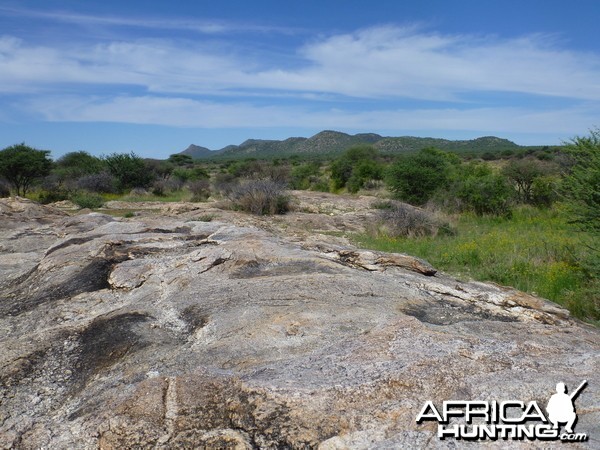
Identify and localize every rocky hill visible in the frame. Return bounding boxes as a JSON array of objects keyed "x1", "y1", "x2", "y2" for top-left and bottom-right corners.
[
  {"x1": 180, "y1": 144, "x2": 214, "y2": 159},
  {"x1": 1, "y1": 196, "x2": 598, "y2": 449},
  {"x1": 179, "y1": 130, "x2": 522, "y2": 159}
]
